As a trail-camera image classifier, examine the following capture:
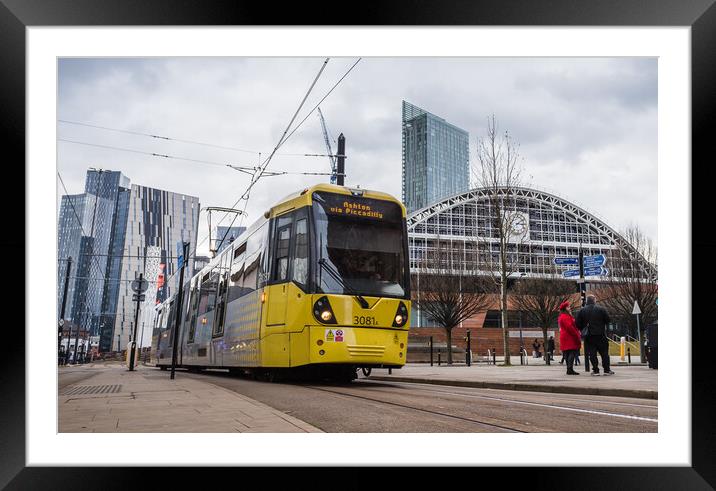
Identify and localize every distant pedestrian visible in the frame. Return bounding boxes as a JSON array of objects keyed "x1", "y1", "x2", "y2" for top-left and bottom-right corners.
[
  {"x1": 576, "y1": 295, "x2": 614, "y2": 376},
  {"x1": 547, "y1": 336, "x2": 555, "y2": 361},
  {"x1": 532, "y1": 339, "x2": 541, "y2": 358},
  {"x1": 558, "y1": 301, "x2": 581, "y2": 375}
]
